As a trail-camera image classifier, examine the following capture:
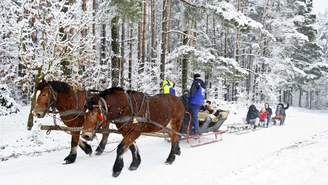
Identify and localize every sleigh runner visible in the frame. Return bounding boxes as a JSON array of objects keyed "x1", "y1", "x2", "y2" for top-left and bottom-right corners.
[{"x1": 177, "y1": 110, "x2": 228, "y2": 147}]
